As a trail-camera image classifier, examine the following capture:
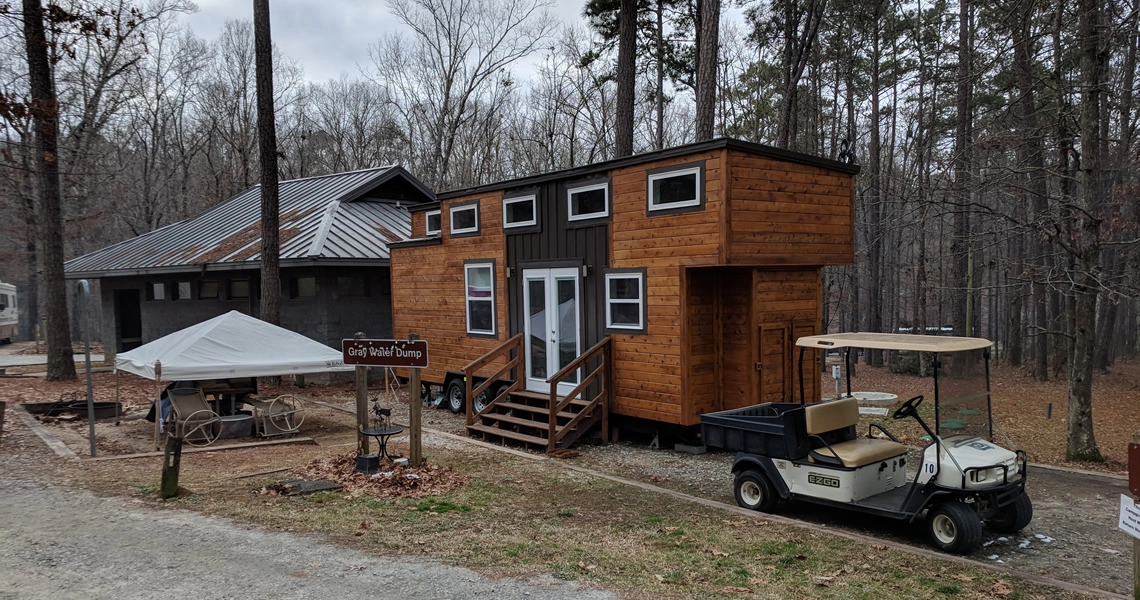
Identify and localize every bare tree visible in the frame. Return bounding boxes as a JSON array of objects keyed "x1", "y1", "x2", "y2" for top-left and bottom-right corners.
[{"x1": 371, "y1": 0, "x2": 554, "y2": 188}]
